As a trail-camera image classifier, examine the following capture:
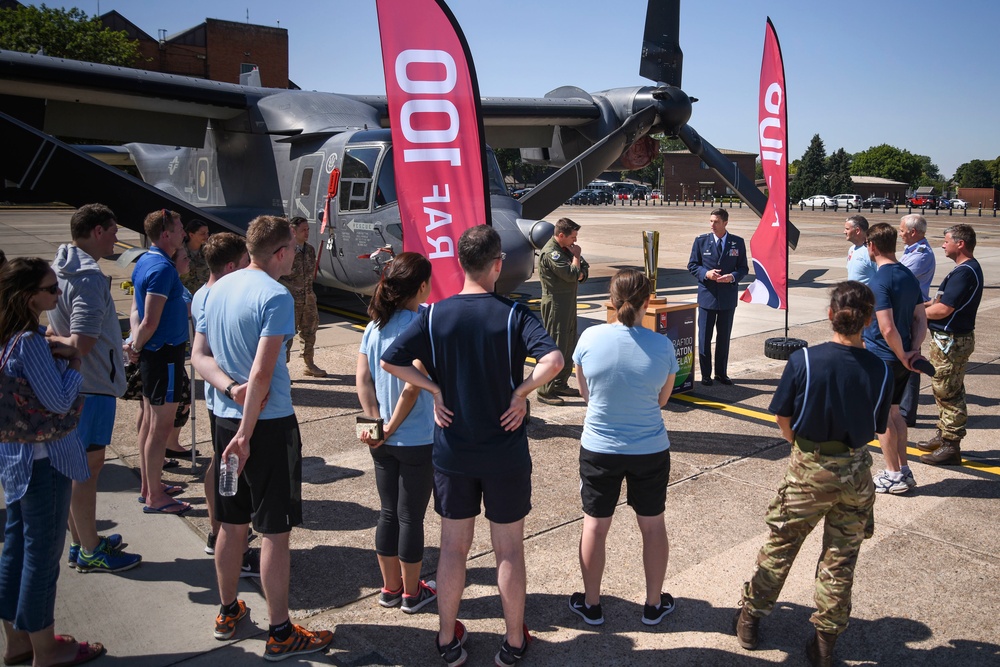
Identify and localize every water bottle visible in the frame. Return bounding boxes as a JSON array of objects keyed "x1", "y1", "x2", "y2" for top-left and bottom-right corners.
[{"x1": 218, "y1": 453, "x2": 239, "y2": 497}]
